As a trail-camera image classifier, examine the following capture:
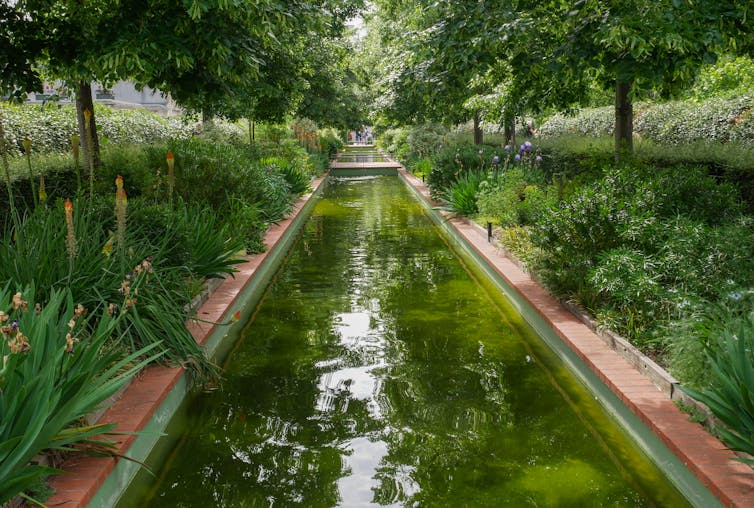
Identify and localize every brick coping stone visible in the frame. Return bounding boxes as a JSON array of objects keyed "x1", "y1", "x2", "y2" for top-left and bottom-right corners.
[
  {"x1": 44, "y1": 178, "x2": 324, "y2": 507},
  {"x1": 398, "y1": 166, "x2": 754, "y2": 508},
  {"x1": 46, "y1": 165, "x2": 754, "y2": 507}
]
